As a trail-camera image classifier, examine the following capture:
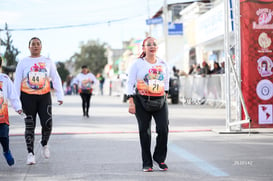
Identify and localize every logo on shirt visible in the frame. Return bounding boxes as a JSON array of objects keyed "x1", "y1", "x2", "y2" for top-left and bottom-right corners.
[{"x1": 27, "y1": 62, "x2": 48, "y2": 90}]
